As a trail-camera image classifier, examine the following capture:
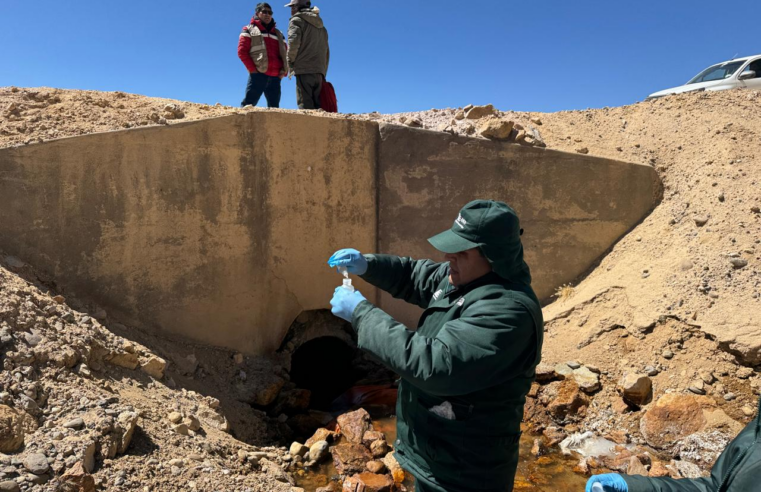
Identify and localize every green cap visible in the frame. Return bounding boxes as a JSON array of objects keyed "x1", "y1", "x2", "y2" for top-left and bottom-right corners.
[{"x1": 428, "y1": 199, "x2": 532, "y2": 284}]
